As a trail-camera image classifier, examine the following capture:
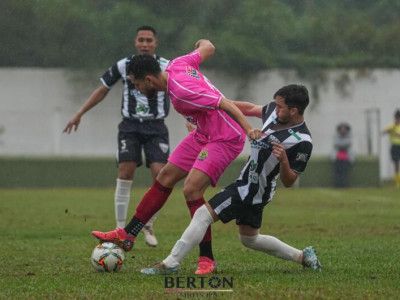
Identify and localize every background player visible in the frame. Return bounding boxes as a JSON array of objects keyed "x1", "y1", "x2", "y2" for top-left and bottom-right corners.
[
  {"x1": 382, "y1": 109, "x2": 400, "y2": 188},
  {"x1": 140, "y1": 84, "x2": 322, "y2": 274},
  {"x1": 63, "y1": 26, "x2": 169, "y2": 247},
  {"x1": 92, "y1": 39, "x2": 262, "y2": 274}
]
